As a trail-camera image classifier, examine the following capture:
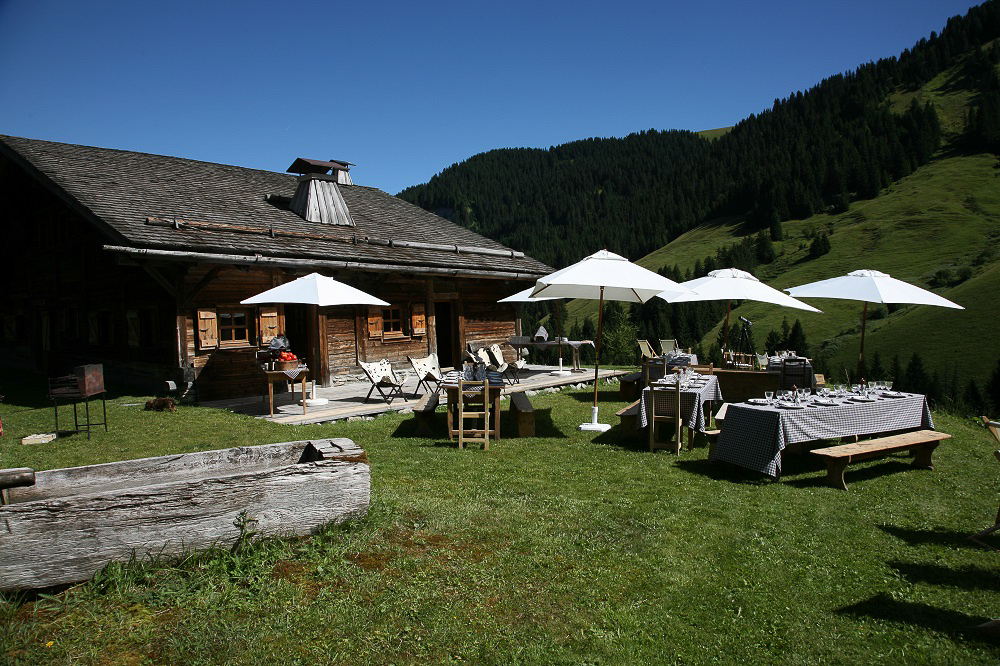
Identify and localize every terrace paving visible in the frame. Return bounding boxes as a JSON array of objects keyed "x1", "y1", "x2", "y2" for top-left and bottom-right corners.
[{"x1": 198, "y1": 365, "x2": 630, "y2": 426}]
